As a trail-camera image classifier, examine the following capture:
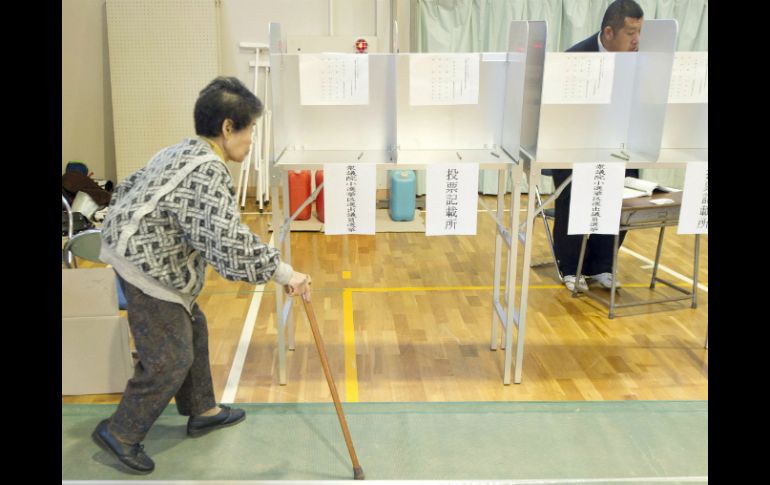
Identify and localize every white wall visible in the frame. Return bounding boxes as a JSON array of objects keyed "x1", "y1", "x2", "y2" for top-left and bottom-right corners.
[
  {"x1": 62, "y1": 0, "x2": 389, "y2": 184},
  {"x1": 219, "y1": 0, "x2": 392, "y2": 95},
  {"x1": 219, "y1": 0, "x2": 387, "y2": 186},
  {"x1": 62, "y1": 0, "x2": 116, "y2": 182}
]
